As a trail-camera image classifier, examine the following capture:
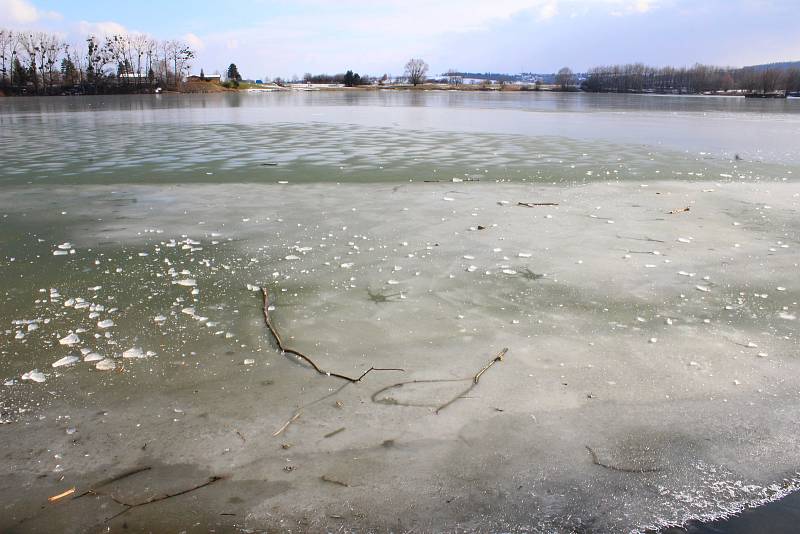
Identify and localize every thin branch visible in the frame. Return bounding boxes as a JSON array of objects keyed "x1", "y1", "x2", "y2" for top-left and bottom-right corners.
[
  {"x1": 585, "y1": 446, "x2": 661, "y2": 473},
  {"x1": 273, "y1": 411, "x2": 301, "y2": 437},
  {"x1": 473, "y1": 348, "x2": 507, "y2": 383},
  {"x1": 370, "y1": 349, "x2": 509, "y2": 414},
  {"x1": 74, "y1": 466, "x2": 153, "y2": 499},
  {"x1": 260, "y1": 287, "x2": 404, "y2": 383},
  {"x1": 518, "y1": 202, "x2": 559, "y2": 207},
  {"x1": 105, "y1": 475, "x2": 225, "y2": 522}
]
